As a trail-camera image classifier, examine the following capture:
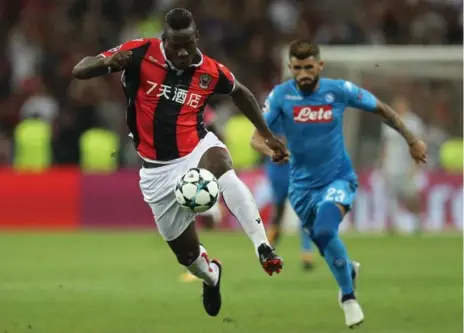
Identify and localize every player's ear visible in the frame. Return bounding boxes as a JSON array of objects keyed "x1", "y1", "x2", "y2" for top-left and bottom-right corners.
[
  {"x1": 195, "y1": 30, "x2": 199, "y2": 41},
  {"x1": 319, "y1": 60, "x2": 325, "y2": 71},
  {"x1": 161, "y1": 33, "x2": 166, "y2": 42}
]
